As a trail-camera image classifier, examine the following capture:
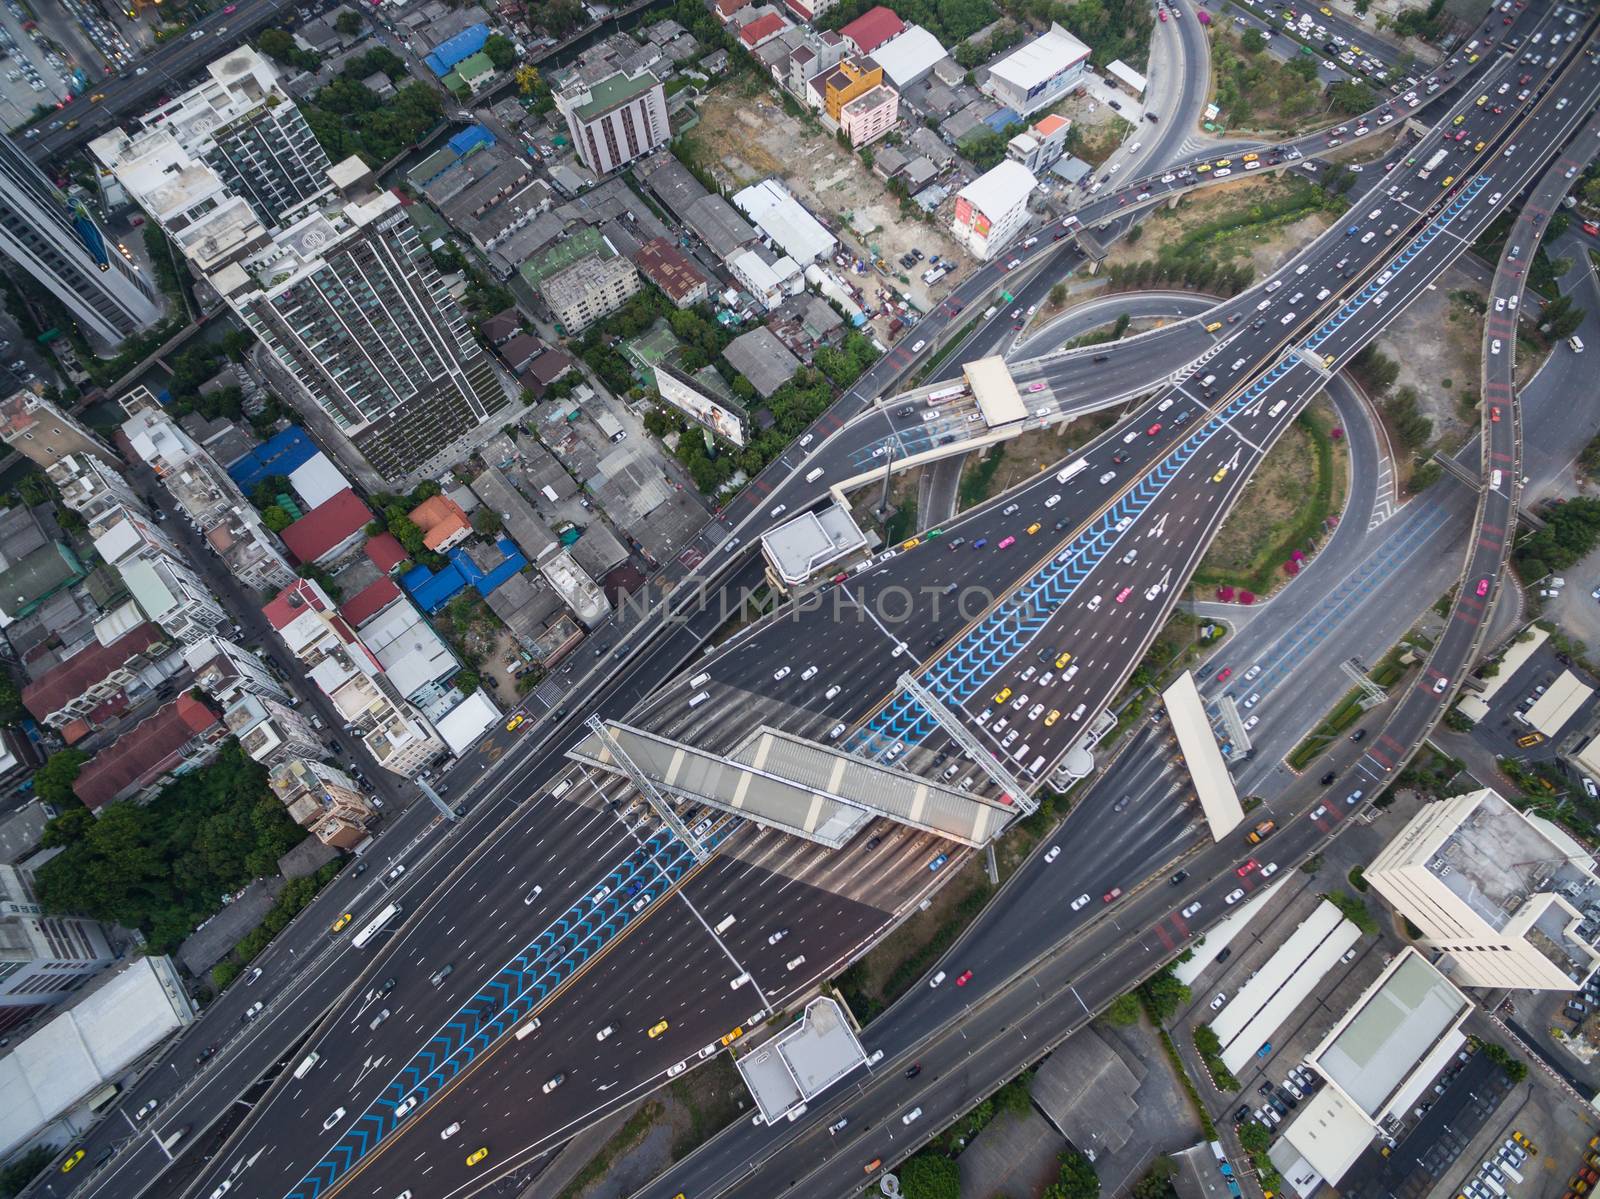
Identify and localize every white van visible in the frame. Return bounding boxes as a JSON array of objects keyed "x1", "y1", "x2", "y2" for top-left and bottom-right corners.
[
  {"x1": 805, "y1": 467, "x2": 824, "y2": 483},
  {"x1": 689, "y1": 672, "x2": 711, "y2": 689},
  {"x1": 1200, "y1": 373, "x2": 1217, "y2": 387},
  {"x1": 689, "y1": 692, "x2": 711, "y2": 708},
  {"x1": 1571, "y1": 336, "x2": 1586, "y2": 353},
  {"x1": 294, "y1": 1052, "x2": 321, "y2": 1079},
  {"x1": 551, "y1": 779, "x2": 572, "y2": 799},
  {"x1": 714, "y1": 914, "x2": 737, "y2": 934},
  {"x1": 1070, "y1": 703, "x2": 1087, "y2": 721}
]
